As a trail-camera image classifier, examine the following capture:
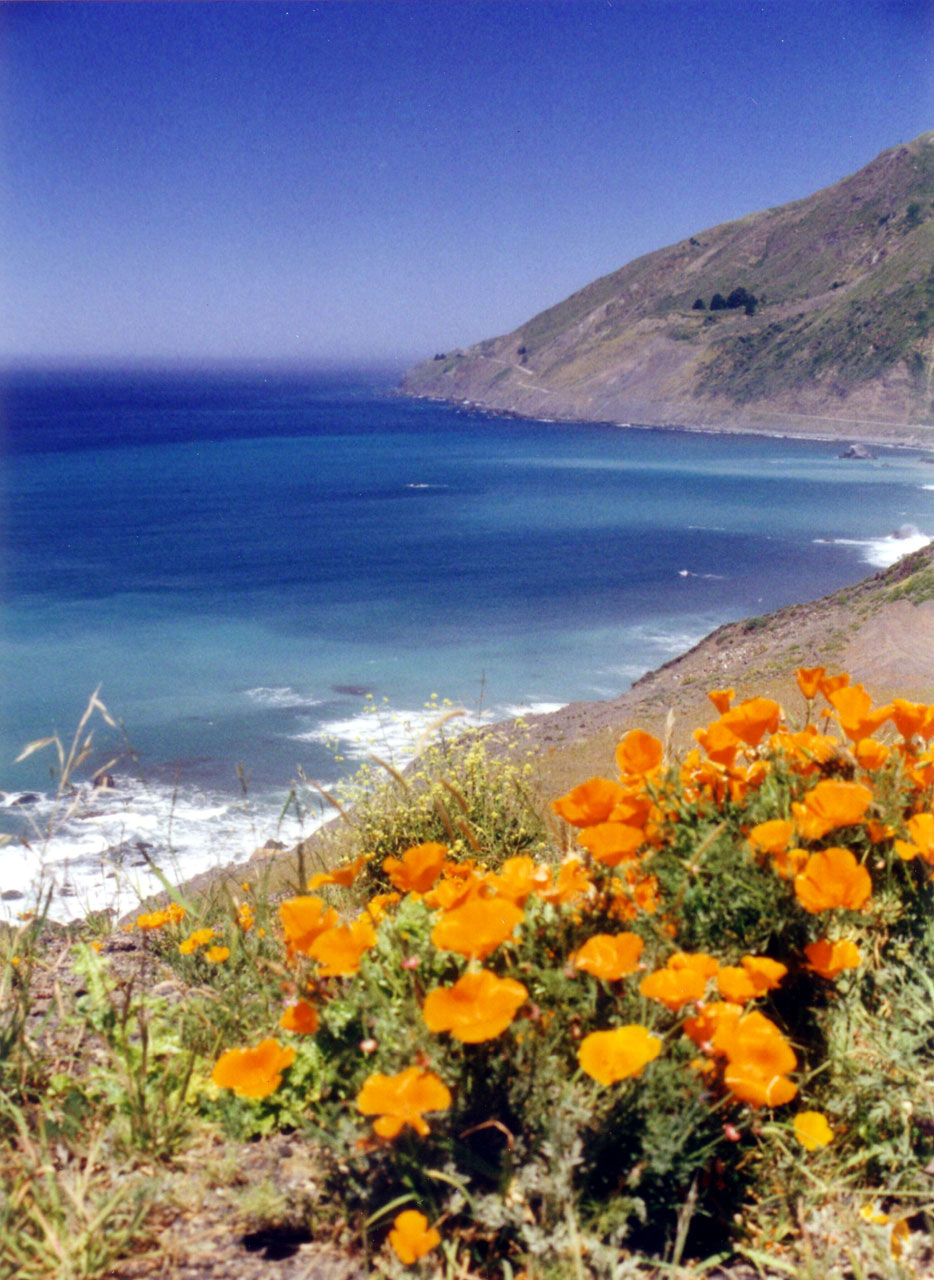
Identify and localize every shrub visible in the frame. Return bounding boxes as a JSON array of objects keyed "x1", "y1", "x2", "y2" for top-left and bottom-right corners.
[{"x1": 192, "y1": 670, "x2": 934, "y2": 1272}]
